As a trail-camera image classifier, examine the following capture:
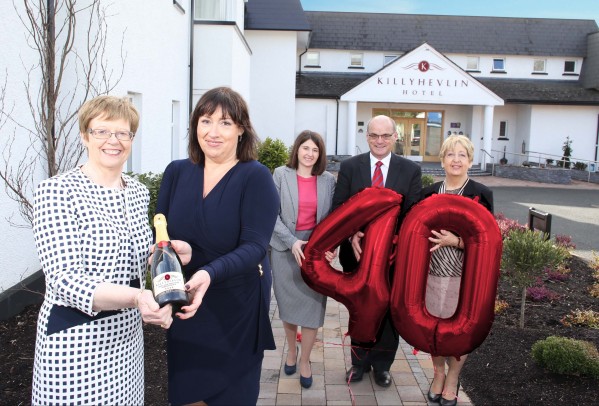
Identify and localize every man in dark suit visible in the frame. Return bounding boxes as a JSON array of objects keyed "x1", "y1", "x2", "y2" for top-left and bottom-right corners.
[{"x1": 332, "y1": 115, "x2": 422, "y2": 387}]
